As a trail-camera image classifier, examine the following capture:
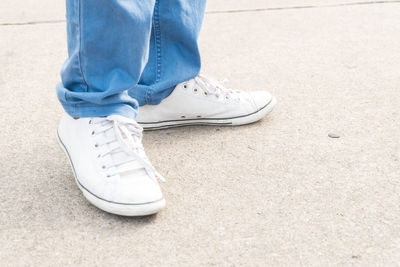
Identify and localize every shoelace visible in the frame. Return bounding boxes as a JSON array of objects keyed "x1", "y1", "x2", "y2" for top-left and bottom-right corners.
[
  {"x1": 91, "y1": 115, "x2": 165, "y2": 181},
  {"x1": 188, "y1": 74, "x2": 241, "y2": 101}
]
